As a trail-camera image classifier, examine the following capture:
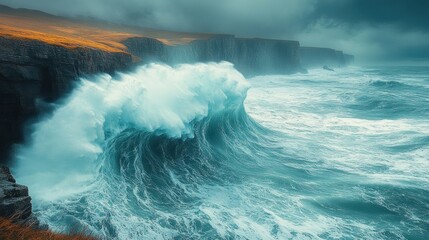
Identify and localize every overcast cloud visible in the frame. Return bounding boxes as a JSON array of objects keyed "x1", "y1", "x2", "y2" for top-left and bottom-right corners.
[{"x1": 1, "y1": 0, "x2": 428, "y2": 64}]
